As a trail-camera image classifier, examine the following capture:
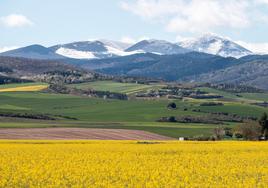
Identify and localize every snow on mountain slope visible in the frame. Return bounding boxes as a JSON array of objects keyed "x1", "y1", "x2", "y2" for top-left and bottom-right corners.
[
  {"x1": 126, "y1": 39, "x2": 190, "y2": 55},
  {"x1": 51, "y1": 40, "x2": 141, "y2": 59},
  {"x1": 104, "y1": 45, "x2": 145, "y2": 56},
  {"x1": 178, "y1": 33, "x2": 252, "y2": 58},
  {"x1": 52, "y1": 39, "x2": 189, "y2": 60},
  {"x1": 2, "y1": 34, "x2": 254, "y2": 60},
  {"x1": 55, "y1": 47, "x2": 97, "y2": 59},
  {"x1": 99, "y1": 39, "x2": 133, "y2": 50}
]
